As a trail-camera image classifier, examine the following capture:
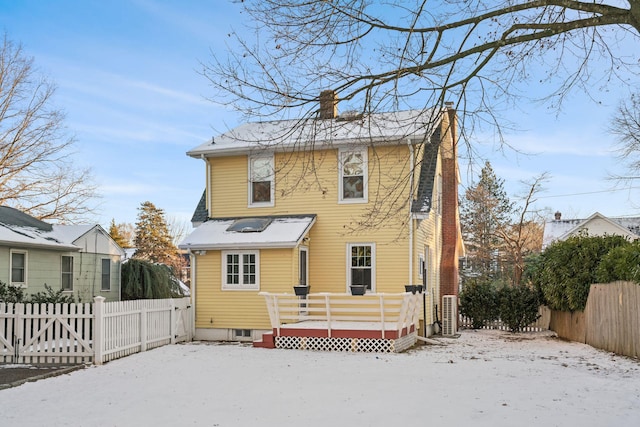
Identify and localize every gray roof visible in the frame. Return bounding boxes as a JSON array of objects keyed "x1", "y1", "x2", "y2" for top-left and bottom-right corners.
[
  {"x1": 411, "y1": 127, "x2": 441, "y2": 214},
  {"x1": 187, "y1": 109, "x2": 442, "y2": 158},
  {"x1": 191, "y1": 190, "x2": 208, "y2": 226},
  {"x1": 0, "y1": 206, "x2": 52, "y2": 232}
]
